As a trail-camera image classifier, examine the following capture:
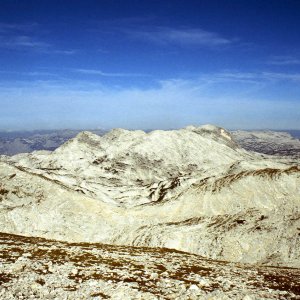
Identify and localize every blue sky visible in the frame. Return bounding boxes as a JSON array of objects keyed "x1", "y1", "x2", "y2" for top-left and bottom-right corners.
[{"x1": 0, "y1": 0, "x2": 300, "y2": 130}]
